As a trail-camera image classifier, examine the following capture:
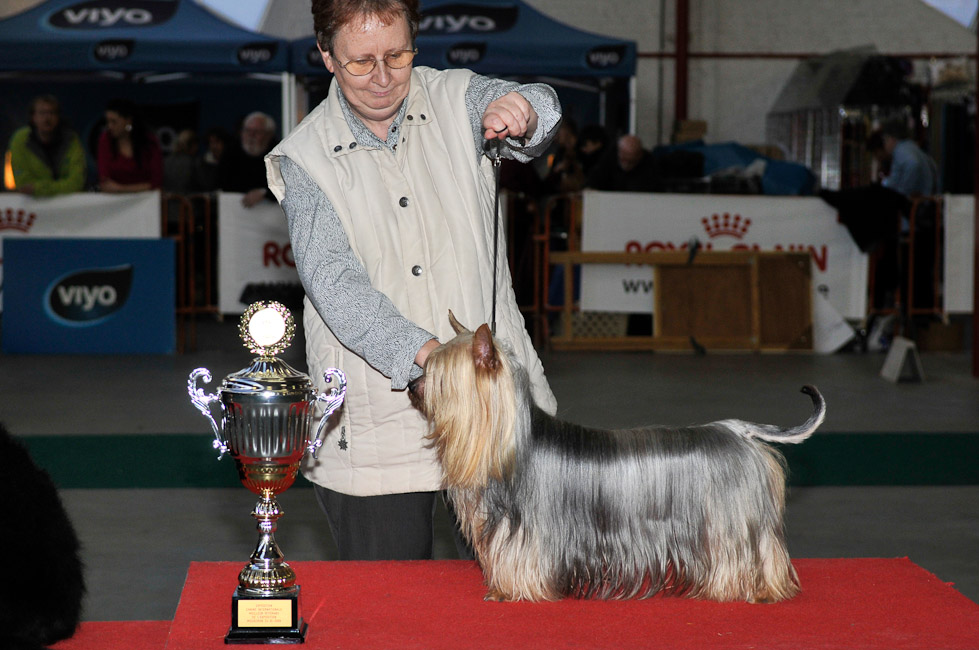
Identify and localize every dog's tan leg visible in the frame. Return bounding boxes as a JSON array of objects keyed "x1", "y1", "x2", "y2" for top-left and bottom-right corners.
[
  {"x1": 749, "y1": 534, "x2": 800, "y2": 603},
  {"x1": 483, "y1": 587, "x2": 511, "y2": 602}
]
